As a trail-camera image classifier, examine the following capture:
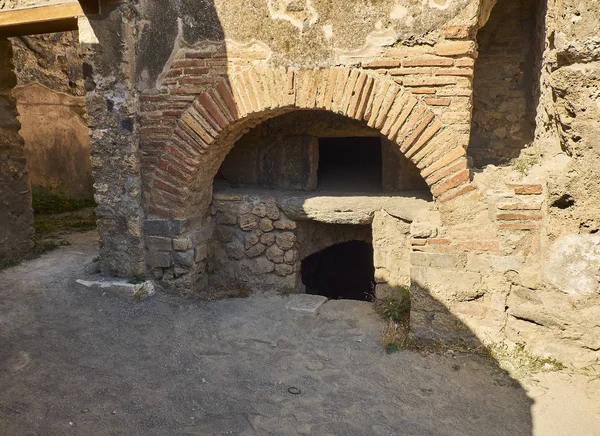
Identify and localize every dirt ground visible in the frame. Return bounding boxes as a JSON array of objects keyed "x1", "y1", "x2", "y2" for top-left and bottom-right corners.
[{"x1": 0, "y1": 231, "x2": 599, "y2": 436}]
